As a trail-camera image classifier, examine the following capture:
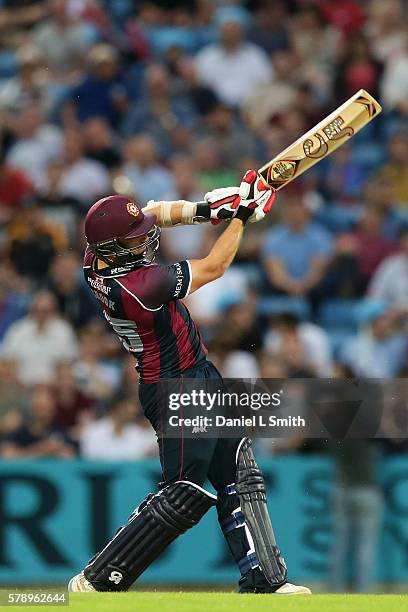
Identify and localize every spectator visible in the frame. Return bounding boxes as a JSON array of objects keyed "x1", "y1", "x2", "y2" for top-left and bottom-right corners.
[
  {"x1": 1, "y1": 384, "x2": 76, "y2": 458},
  {"x1": 0, "y1": 147, "x2": 33, "y2": 223},
  {"x1": 320, "y1": 143, "x2": 368, "y2": 204},
  {"x1": 333, "y1": 33, "x2": 383, "y2": 102},
  {"x1": 80, "y1": 398, "x2": 157, "y2": 460},
  {"x1": 121, "y1": 63, "x2": 196, "y2": 157},
  {"x1": 265, "y1": 313, "x2": 333, "y2": 377},
  {"x1": 48, "y1": 251, "x2": 99, "y2": 328},
  {"x1": 290, "y1": 4, "x2": 338, "y2": 93},
  {"x1": 66, "y1": 44, "x2": 129, "y2": 128},
  {"x1": 1, "y1": 291, "x2": 78, "y2": 385},
  {"x1": 340, "y1": 308, "x2": 407, "y2": 377},
  {"x1": 74, "y1": 324, "x2": 121, "y2": 401},
  {"x1": 336, "y1": 207, "x2": 397, "y2": 292},
  {"x1": 363, "y1": 177, "x2": 408, "y2": 242},
  {"x1": 379, "y1": 133, "x2": 408, "y2": 206},
  {"x1": 201, "y1": 103, "x2": 256, "y2": 168},
  {"x1": 0, "y1": 260, "x2": 29, "y2": 341},
  {"x1": 322, "y1": 230, "x2": 365, "y2": 298},
  {"x1": 380, "y1": 28, "x2": 408, "y2": 116},
  {"x1": 119, "y1": 354, "x2": 140, "y2": 404},
  {"x1": 6, "y1": 104, "x2": 63, "y2": 189},
  {"x1": 194, "y1": 6, "x2": 272, "y2": 108},
  {"x1": 258, "y1": 352, "x2": 288, "y2": 379},
  {"x1": 367, "y1": 0, "x2": 407, "y2": 63},
  {"x1": 209, "y1": 336, "x2": 261, "y2": 379},
  {"x1": 6, "y1": 202, "x2": 68, "y2": 281},
  {"x1": 0, "y1": 357, "x2": 29, "y2": 434},
  {"x1": 209, "y1": 296, "x2": 263, "y2": 378},
  {"x1": 244, "y1": 49, "x2": 299, "y2": 134},
  {"x1": 320, "y1": 0, "x2": 365, "y2": 36},
  {"x1": 35, "y1": 160, "x2": 81, "y2": 241},
  {"x1": 270, "y1": 107, "x2": 311, "y2": 152},
  {"x1": 186, "y1": 267, "x2": 249, "y2": 331},
  {"x1": 139, "y1": 5, "x2": 198, "y2": 58},
  {"x1": 211, "y1": 294, "x2": 265, "y2": 355},
  {"x1": 0, "y1": 46, "x2": 53, "y2": 116},
  {"x1": 368, "y1": 230, "x2": 408, "y2": 307},
  {"x1": 175, "y1": 56, "x2": 219, "y2": 116},
  {"x1": 262, "y1": 191, "x2": 333, "y2": 301},
  {"x1": 48, "y1": 130, "x2": 111, "y2": 205},
  {"x1": 159, "y1": 155, "x2": 210, "y2": 261},
  {"x1": 193, "y1": 139, "x2": 238, "y2": 192},
  {"x1": 247, "y1": 0, "x2": 290, "y2": 56},
  {"x1": 32, "y1": 0, "x2": 94, "y2": 76},
  {"x1": 167, "y1": 155, "x2": 203, "y2": 203},
  {"x1": 82, "y1": 117, "x2": 122, "y2": 171},
  {"x1": 53, "y1": 361, "x2": 94, "y2": 432},
  {"x1": 329, "y1": 440, "x2": 382, "y2": 593},
  {"x1": 277, "y1": 331, "x2": 315, "y2": 377},
  {"x1": 121, "y1": 134, "x2": 175, "y2": 203},
  {"x1": 0, "y1": 1, "x2": 48, "y2": 35}
]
